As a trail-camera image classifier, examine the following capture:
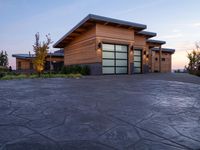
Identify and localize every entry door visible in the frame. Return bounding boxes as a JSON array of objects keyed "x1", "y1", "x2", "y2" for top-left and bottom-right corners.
[
  {"x1": 133, "y1": 49, "x2": 142, "y2": 73},
  {"x1": 102, "y1": 44, "x2": 128, "y2": 74}
]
